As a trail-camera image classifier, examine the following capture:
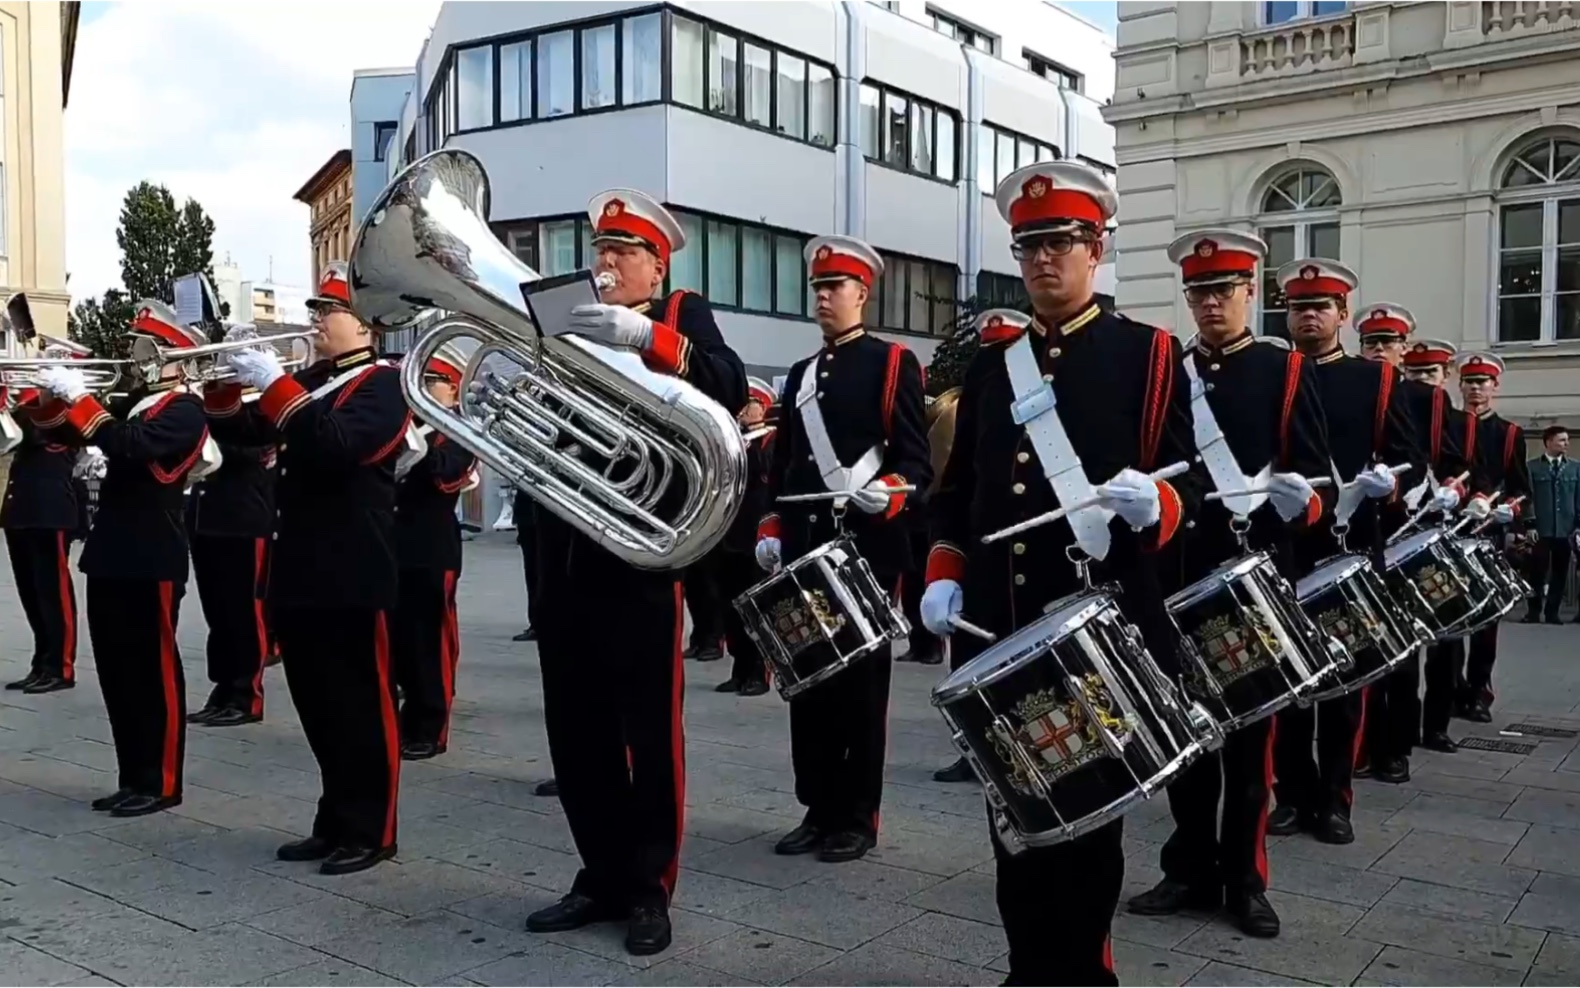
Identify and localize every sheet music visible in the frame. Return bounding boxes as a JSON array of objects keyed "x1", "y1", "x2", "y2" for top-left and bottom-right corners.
[{"x1": 520, "y1": 270, "x2": 601, "y2": 338}]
